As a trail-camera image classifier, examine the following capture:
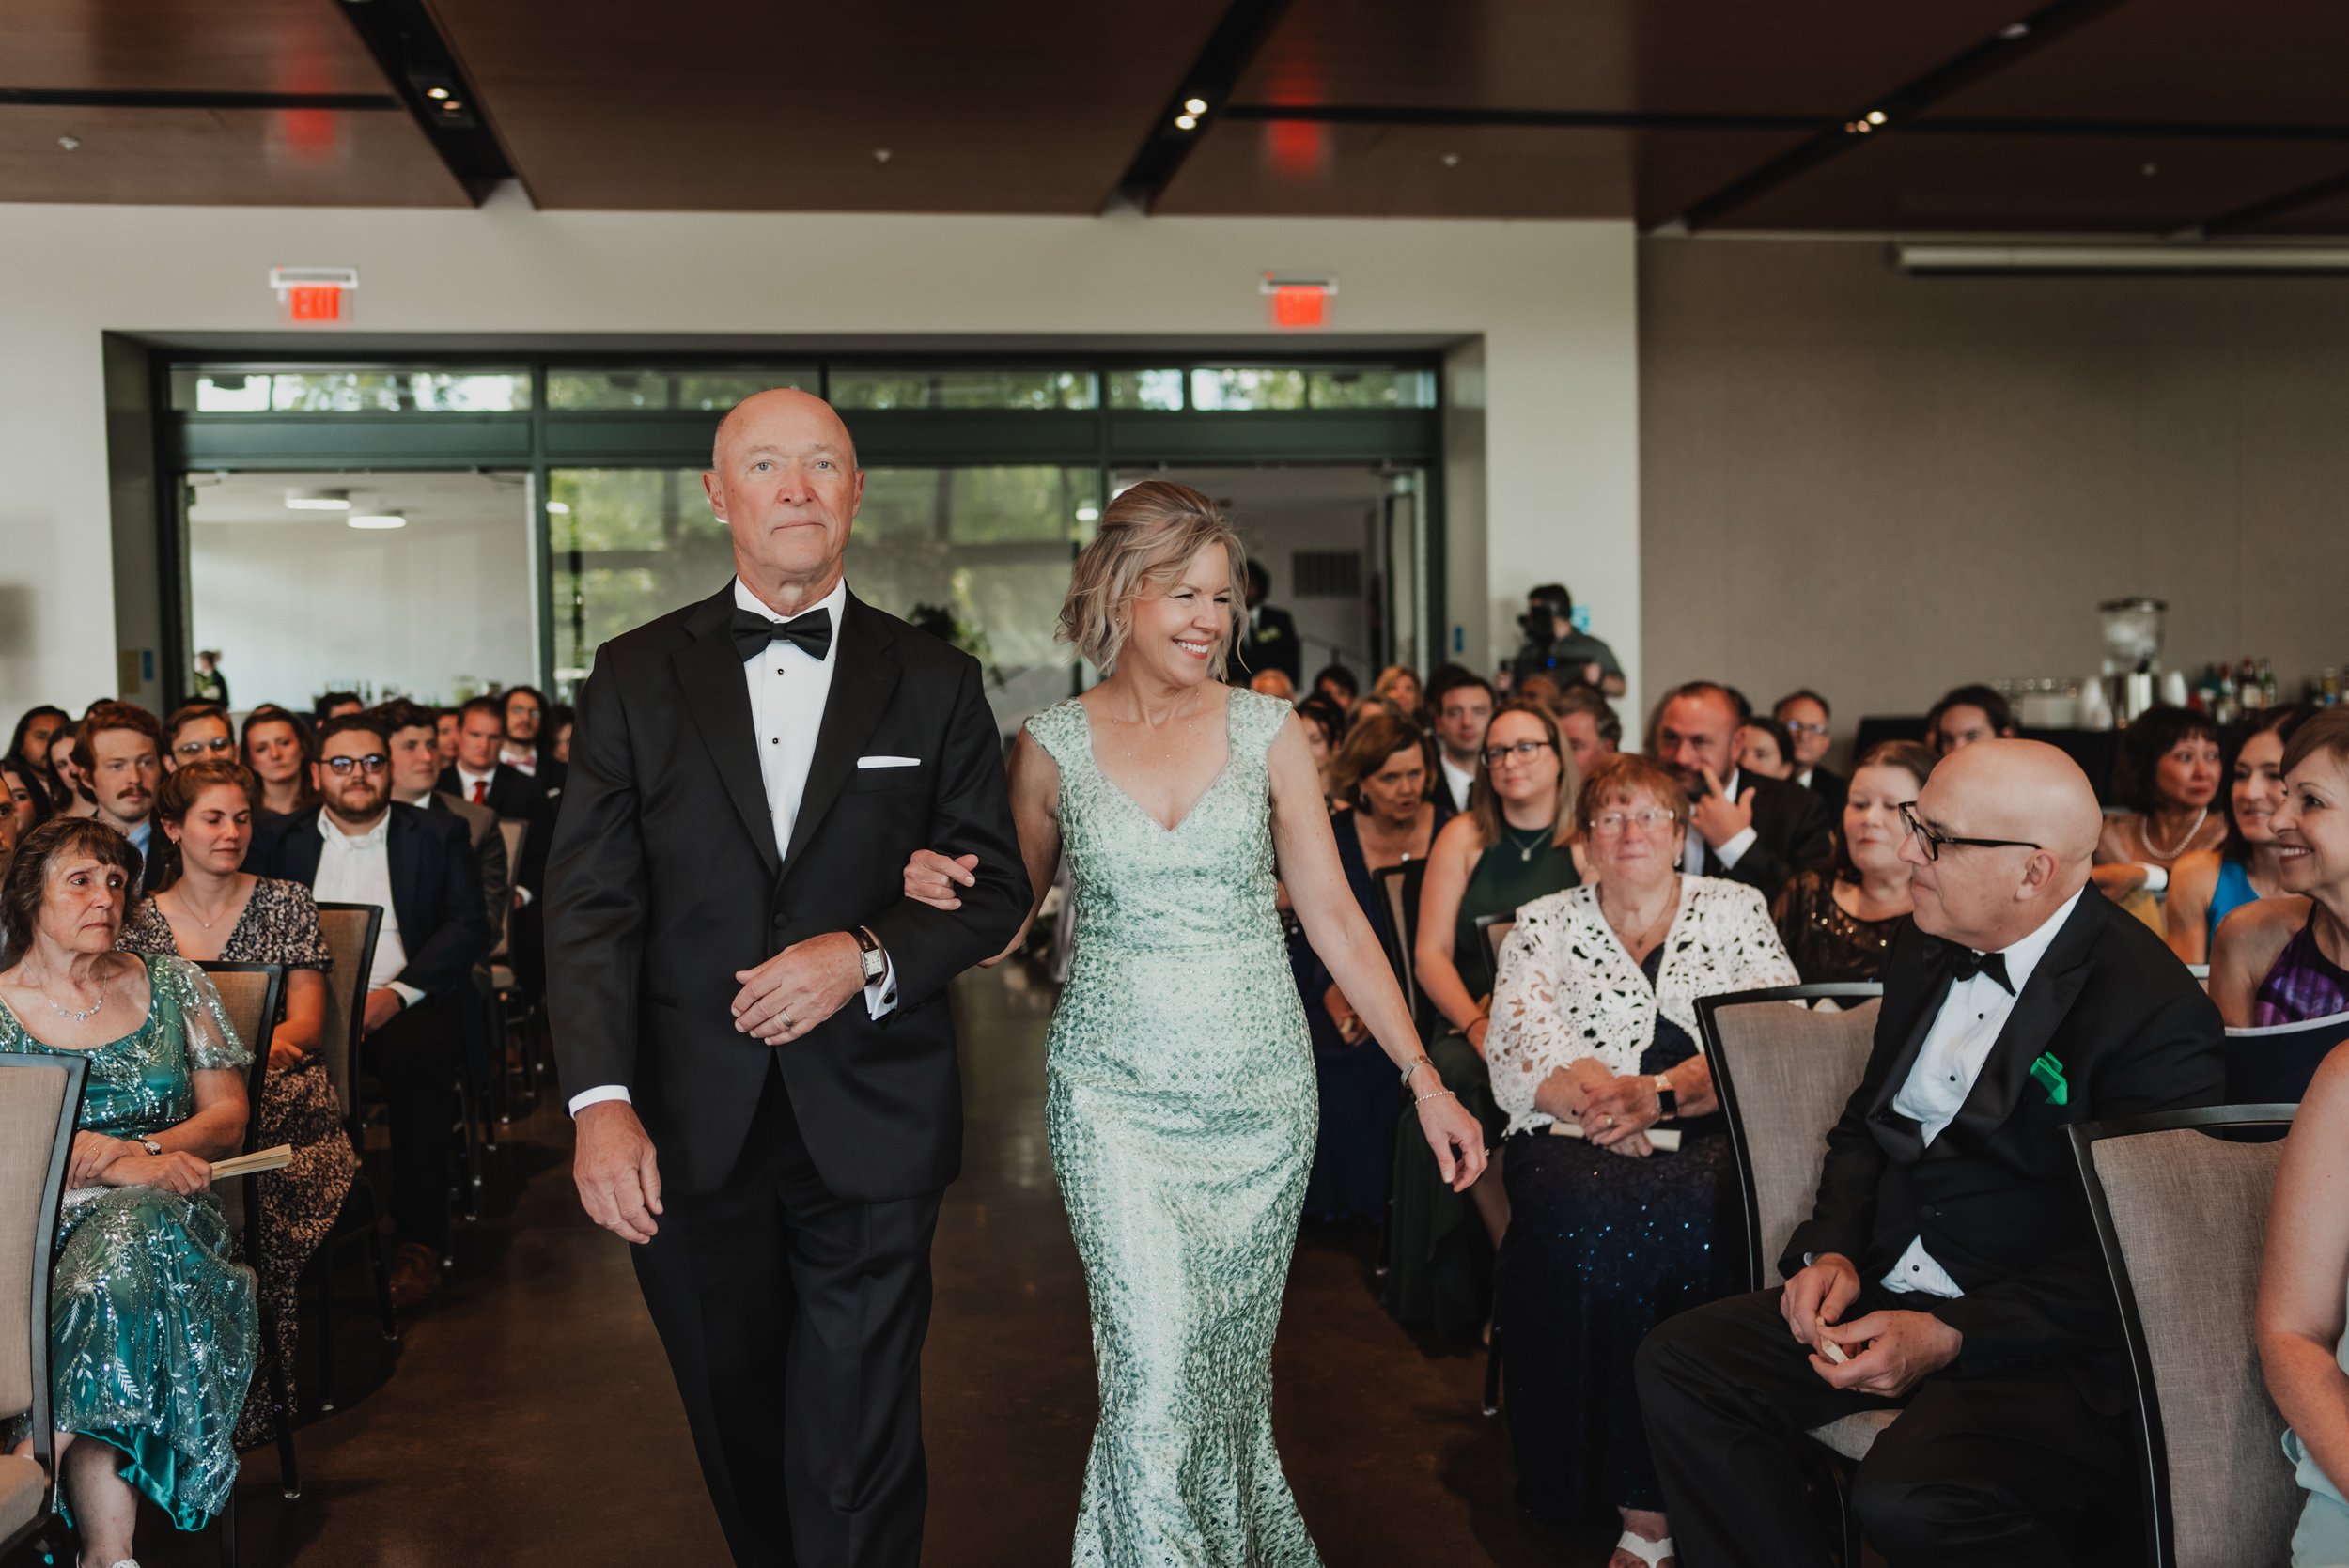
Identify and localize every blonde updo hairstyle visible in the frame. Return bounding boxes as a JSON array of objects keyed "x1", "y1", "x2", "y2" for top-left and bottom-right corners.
[{"x1": 1057, "y1": 480, "x2": 1247, "y2": 680}]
